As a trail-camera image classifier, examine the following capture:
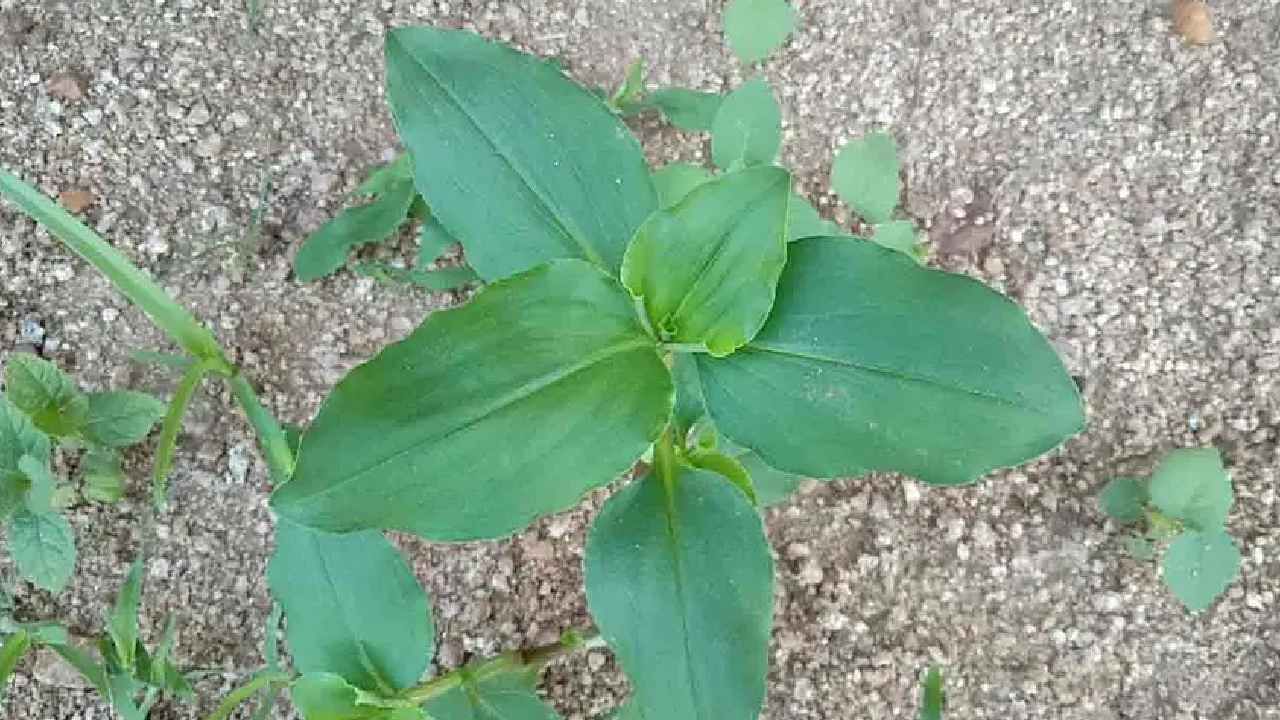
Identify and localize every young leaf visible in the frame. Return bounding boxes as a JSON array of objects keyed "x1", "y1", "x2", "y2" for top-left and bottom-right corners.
[
  {"x1": 585, "y1": 467, "x2": 773, "y2": 720},
  {"x1": 294, "y1": 179, "x2": 416, "y2": 282},
  {"x1": 723, "y1": 0, "x2": 799, "y2": 64},
  {"x1": 267, "y1": 520, "x2": 433, "y2": 693},
  {"x1": 671, "y1": 354, "x2": 708, "y2": 439},
  {"x1": 108, "y1": 558, "x2": 144, "y2": 671},
  {"x1": 290, "y1": 673, "x2": 381, "y2": 720},
  {"x1": 353, "y1": 263, "x2": 479, "y2": 292},
  {"x1": 22, "y1": 621, "x2": 69, "y2": 646},
  {"x1": 1123, "y1": 534, "x2": 1156, "y2": 561},
  {"x1": 354, "y1": 154, "x2": 413, "y2": 198},
  {"x1": 1148, "y1": 447, "x2": 1232, "y2": 531},
  {"x1": 82, "y1": 391, "x2": 166, "y2": 448},
  {"x1": 920, "y1": 666, "x2": 945, "y2": 720},
  {"x1": 872, "y1": 220, "x2": 926, "y2": 263},
  {"x1": 651, "y1": 163, "x2": 714, "y2": 209},
  {"x1": 0, "y1": 629, "x2": 31, "y2": 699},
  {"x1": 609, "y1": 59, "x2": 647, "y2": 112},
  {"x1": 788, "y1": 194, "x2": 841, "y2": 241},
  {"x1": 710, "y1": 78, "x2": 781, "y2": 171},
  {"x1": 622, "y1": 166, "x2": 791, "y2": 356},
  {"x1": 831, "y1": 131, "x2": 901, "y2": 225},
  {"x1": 735, "y1": 447, "x2": 802, "y2": 507},
  {"x1": 49, "y1": 641, "x2": 110, "y2": 695},
  {"x1": 385, "y1": 27, "x2": 656, "y2": 281},
  {"x1": 3, "y1": 354, "x2": 87, "y2": 438},
  {"x1": 685, "y1": 450, "x2": 757, "y2": 504},
  {"x1": 1099, "y1": 477, "x2": 1149, "y2": 524},
  {"x1": 8, "y1": 509, "x2": 76, "y2": 592},
  {"x1": 1161, "y1": 529, "x2": 1240, "y2": 612},
  {"x1": 0, "y1": 396, "x2": 52, "y2": 480},
  {"x1": 416, "y1": 214, "x2": 460, "y2": 269},
  {"x1": 645, "y1": 89, "x2": 723, "y2": 132},
  {"x1": 81, "y1": 448, "x2": 127, "y2": 504},
  {"x1": 694, "y1": 237, "x2": 1085, "y2": 485},
  {"x1": 273, "y1": 260, "x2": 672, "y2": 541},
  {"x1": 423, "y1": 671, "x2": 562, "y2": 720}
]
